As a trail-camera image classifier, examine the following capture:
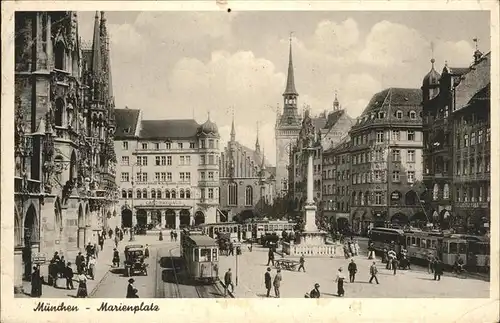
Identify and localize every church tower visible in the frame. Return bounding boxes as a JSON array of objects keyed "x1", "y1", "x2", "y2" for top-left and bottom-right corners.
[{"x1": 275, "y1": 35, "x2": 302, "y2": 196}]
